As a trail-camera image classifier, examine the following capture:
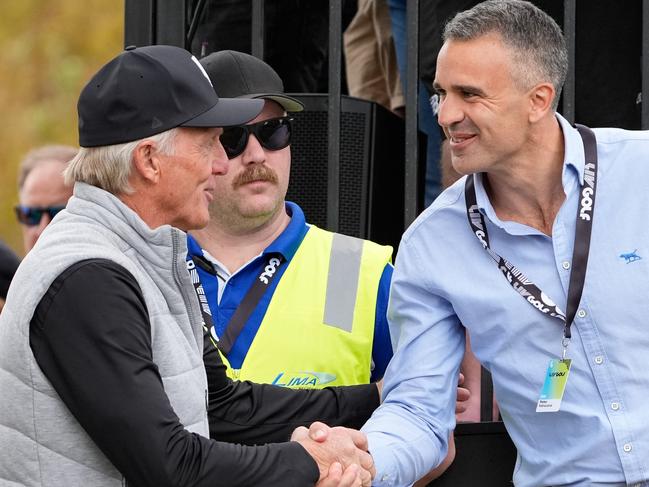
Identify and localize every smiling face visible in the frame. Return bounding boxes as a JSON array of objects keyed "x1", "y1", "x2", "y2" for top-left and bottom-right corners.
[
  {"x1": 208, "y1": 100, "x2": 290, "y2": 232},
  {"x1": 434, "y1": 32, "x2": 534, "y2": 177},
  {"x1": 156, "y1": 126, "x2": 228, "y2": 231}
]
